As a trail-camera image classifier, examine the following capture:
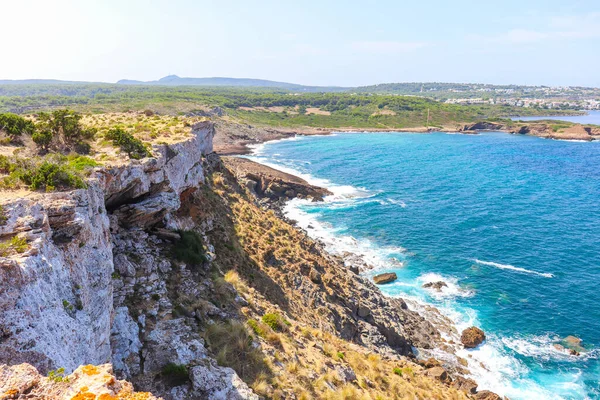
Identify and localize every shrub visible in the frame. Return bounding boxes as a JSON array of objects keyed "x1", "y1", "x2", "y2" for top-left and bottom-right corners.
[
  {"x1": 0, "y1": 113, "x2": 35, "y2": 140},
  {"x1": 261, "y1": 313, "x2": 289, "y2": 332},
  {"x1": 393, "y1": 367, "x2": 403, "y2": 376},
  {"x1": 32, "y1": 130, "x2": 53, "y2": 152},
  {"x1": 1, "y1": 156, "x2": 87, "y2": 191},
  {"x1": 17, "y1": 160, "x2": 86, "y2": 191},
  {"x1": 172, "y1": 230, "x2": 206, "y2": 267},
  {"x1": 67, "y1": 155, "x2": 100, "y2": 171},
  {"x1": 247, "y1": 319, "x2": 266, "y2": 337},
  {"x1": 48, "y1": 367, "x2": 69, "y2": 383},
  {"x1": 0, "y1": 236, "x2": 28, "y2": 257},
  {"x1": 161, "y1": 363, "x2": 189, "y2": 385},
  {"x1": 35, "y1": 110, "x2": 96, "y2": 153},
  {"x1": 105, "y1": 127, "x2": 150, "y2": 159}
]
